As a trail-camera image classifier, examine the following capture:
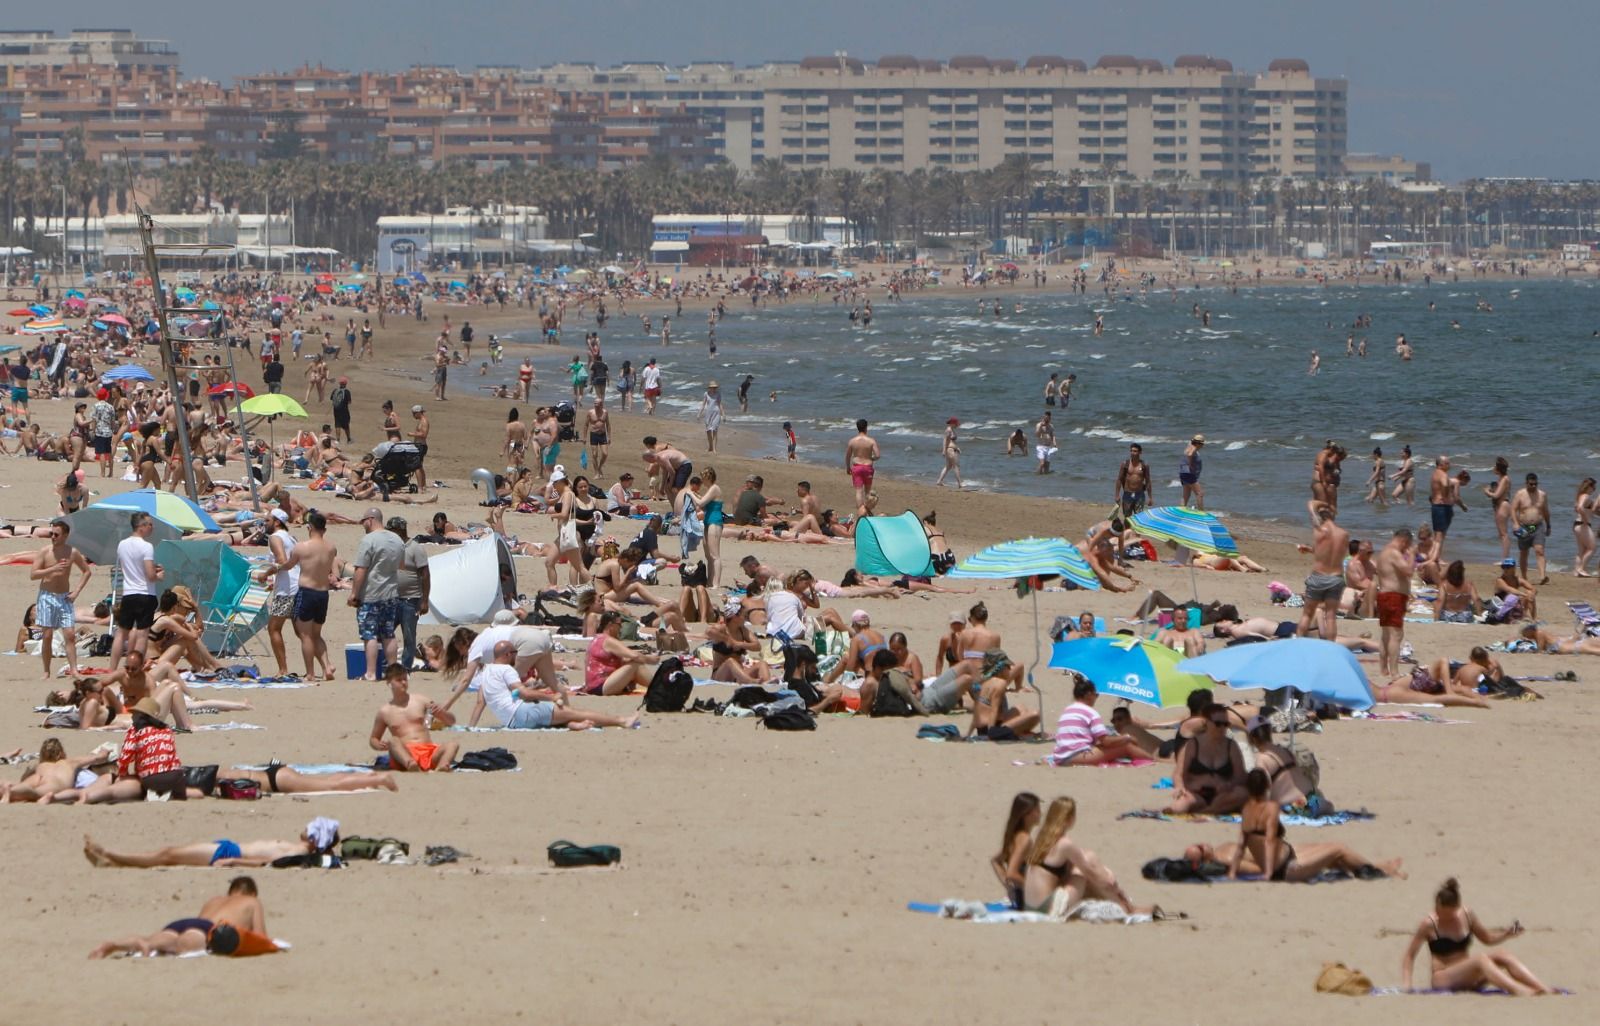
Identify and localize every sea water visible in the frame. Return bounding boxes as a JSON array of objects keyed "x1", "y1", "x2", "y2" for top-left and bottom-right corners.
[{"x1": 513, "y1": 278, "x2": 1600, "y2": 562}]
